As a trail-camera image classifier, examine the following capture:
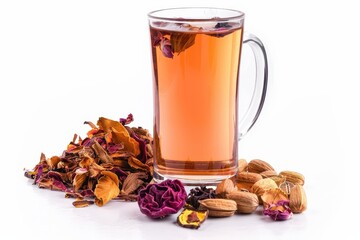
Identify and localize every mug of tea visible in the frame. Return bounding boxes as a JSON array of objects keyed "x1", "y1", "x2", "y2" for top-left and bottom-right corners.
[{"x1": 148, "y1": 7, "x2": 268, "y2": 185}]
